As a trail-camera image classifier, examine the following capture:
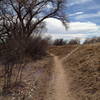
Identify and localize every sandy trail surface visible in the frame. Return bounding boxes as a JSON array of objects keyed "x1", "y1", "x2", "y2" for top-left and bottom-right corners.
[
  {"x1": 45, "y1": 52, "x2": 76, "y2": 100},
  {"x1": 53, "y1": 55, "x2": 71, "y2": 100}
]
